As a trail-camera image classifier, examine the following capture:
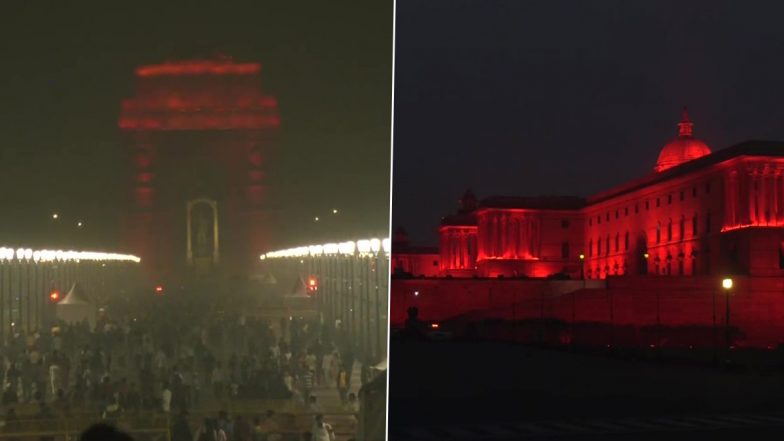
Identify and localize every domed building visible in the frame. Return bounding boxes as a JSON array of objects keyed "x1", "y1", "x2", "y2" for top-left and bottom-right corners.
[
  {"x1": 654, "y1": 108, "x2": 711, "y2": 172},
  {"x1": 399, "y1": 109, "x2": 784, "y2": 280},
  {"x1": 392, "y1": 109, "x2": 784, "y2": 349}
]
